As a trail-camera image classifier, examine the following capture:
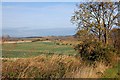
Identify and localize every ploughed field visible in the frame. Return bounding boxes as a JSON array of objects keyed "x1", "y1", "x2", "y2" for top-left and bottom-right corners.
[{"x1": 2, "y1": 41, "x2": 78, "y2": 58}]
